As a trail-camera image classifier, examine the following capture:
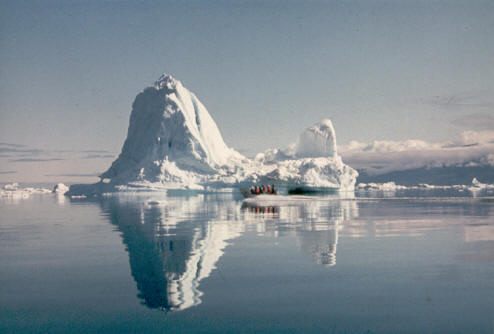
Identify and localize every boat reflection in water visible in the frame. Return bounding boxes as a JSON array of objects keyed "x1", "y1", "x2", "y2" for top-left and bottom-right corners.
[{"x1": 98, "y1": 193, "x2": 358, "y2": 312}]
